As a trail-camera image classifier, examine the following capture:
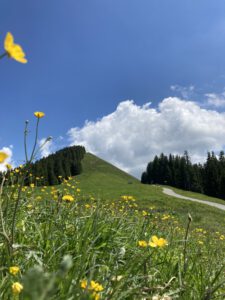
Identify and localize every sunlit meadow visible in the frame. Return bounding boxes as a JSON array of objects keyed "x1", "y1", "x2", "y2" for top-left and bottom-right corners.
[{"x1": 0, "y1": 33, "x2": 225, "y2": 300}]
